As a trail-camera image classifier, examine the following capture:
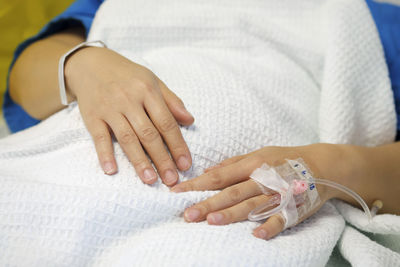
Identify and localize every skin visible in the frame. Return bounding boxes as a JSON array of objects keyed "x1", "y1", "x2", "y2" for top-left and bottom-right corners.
[
  {"x1": 171, "y1": 143, "x2": 400, "y2": 240},
  {"x1": 9, "y1": 25, "x2": 400, "y2": 241},
  {"x1": 9, "y1": 26, "x2": 194, "y2": 186}
]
